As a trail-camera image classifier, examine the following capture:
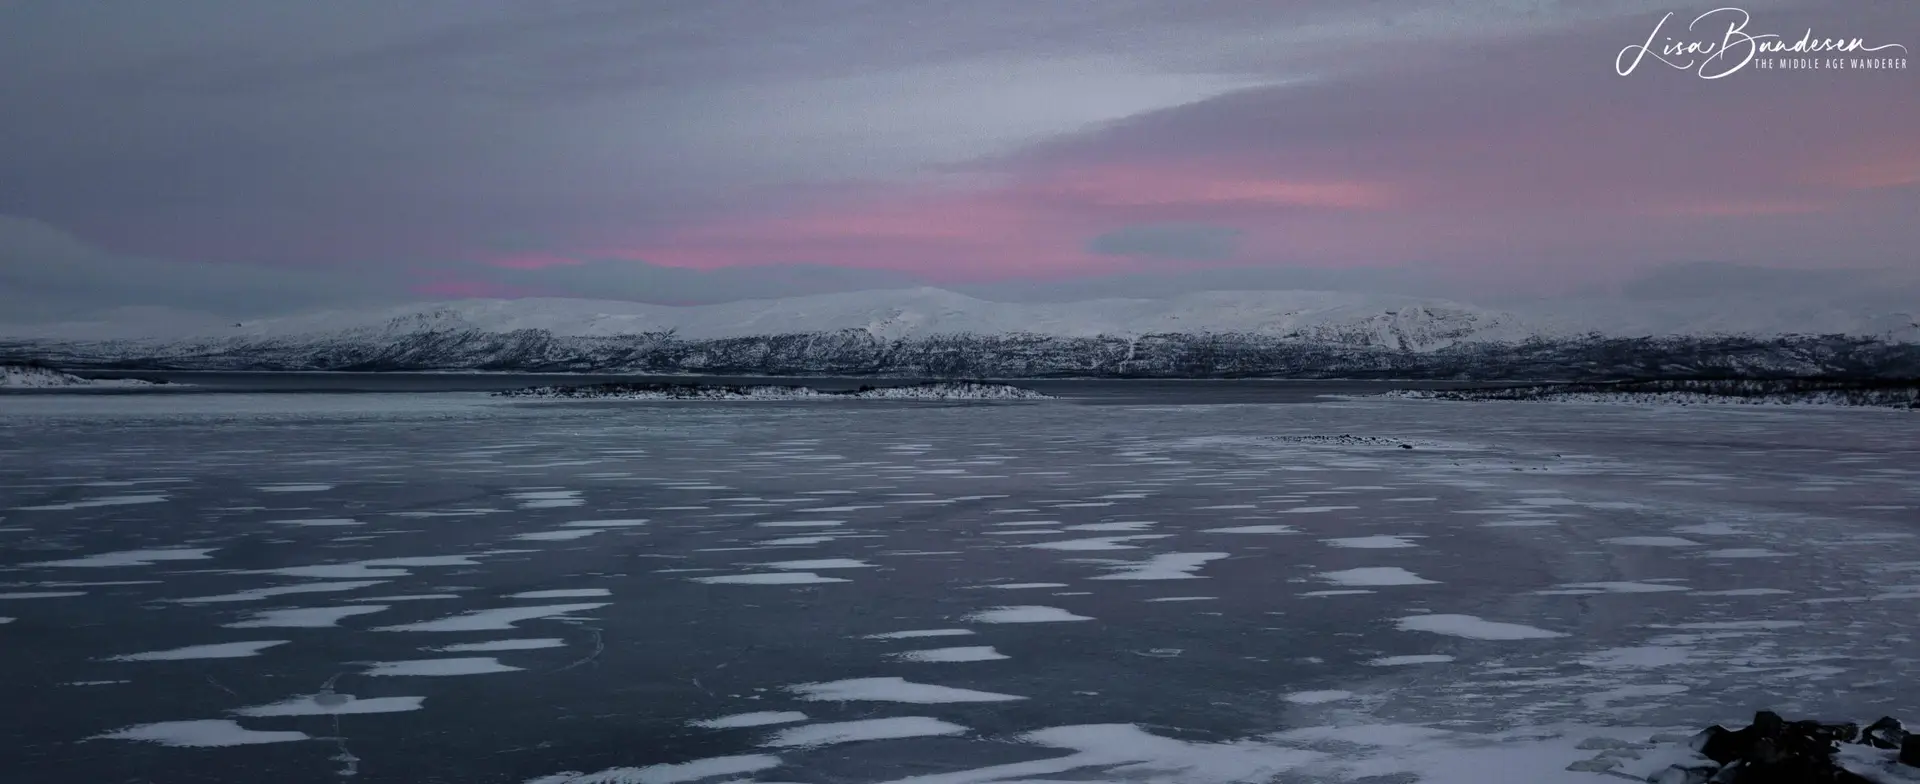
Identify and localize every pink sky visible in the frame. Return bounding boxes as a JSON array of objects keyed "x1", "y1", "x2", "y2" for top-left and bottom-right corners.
[{"x1": 2, "y1": 1, "x2": 1915, "y2": 313}]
